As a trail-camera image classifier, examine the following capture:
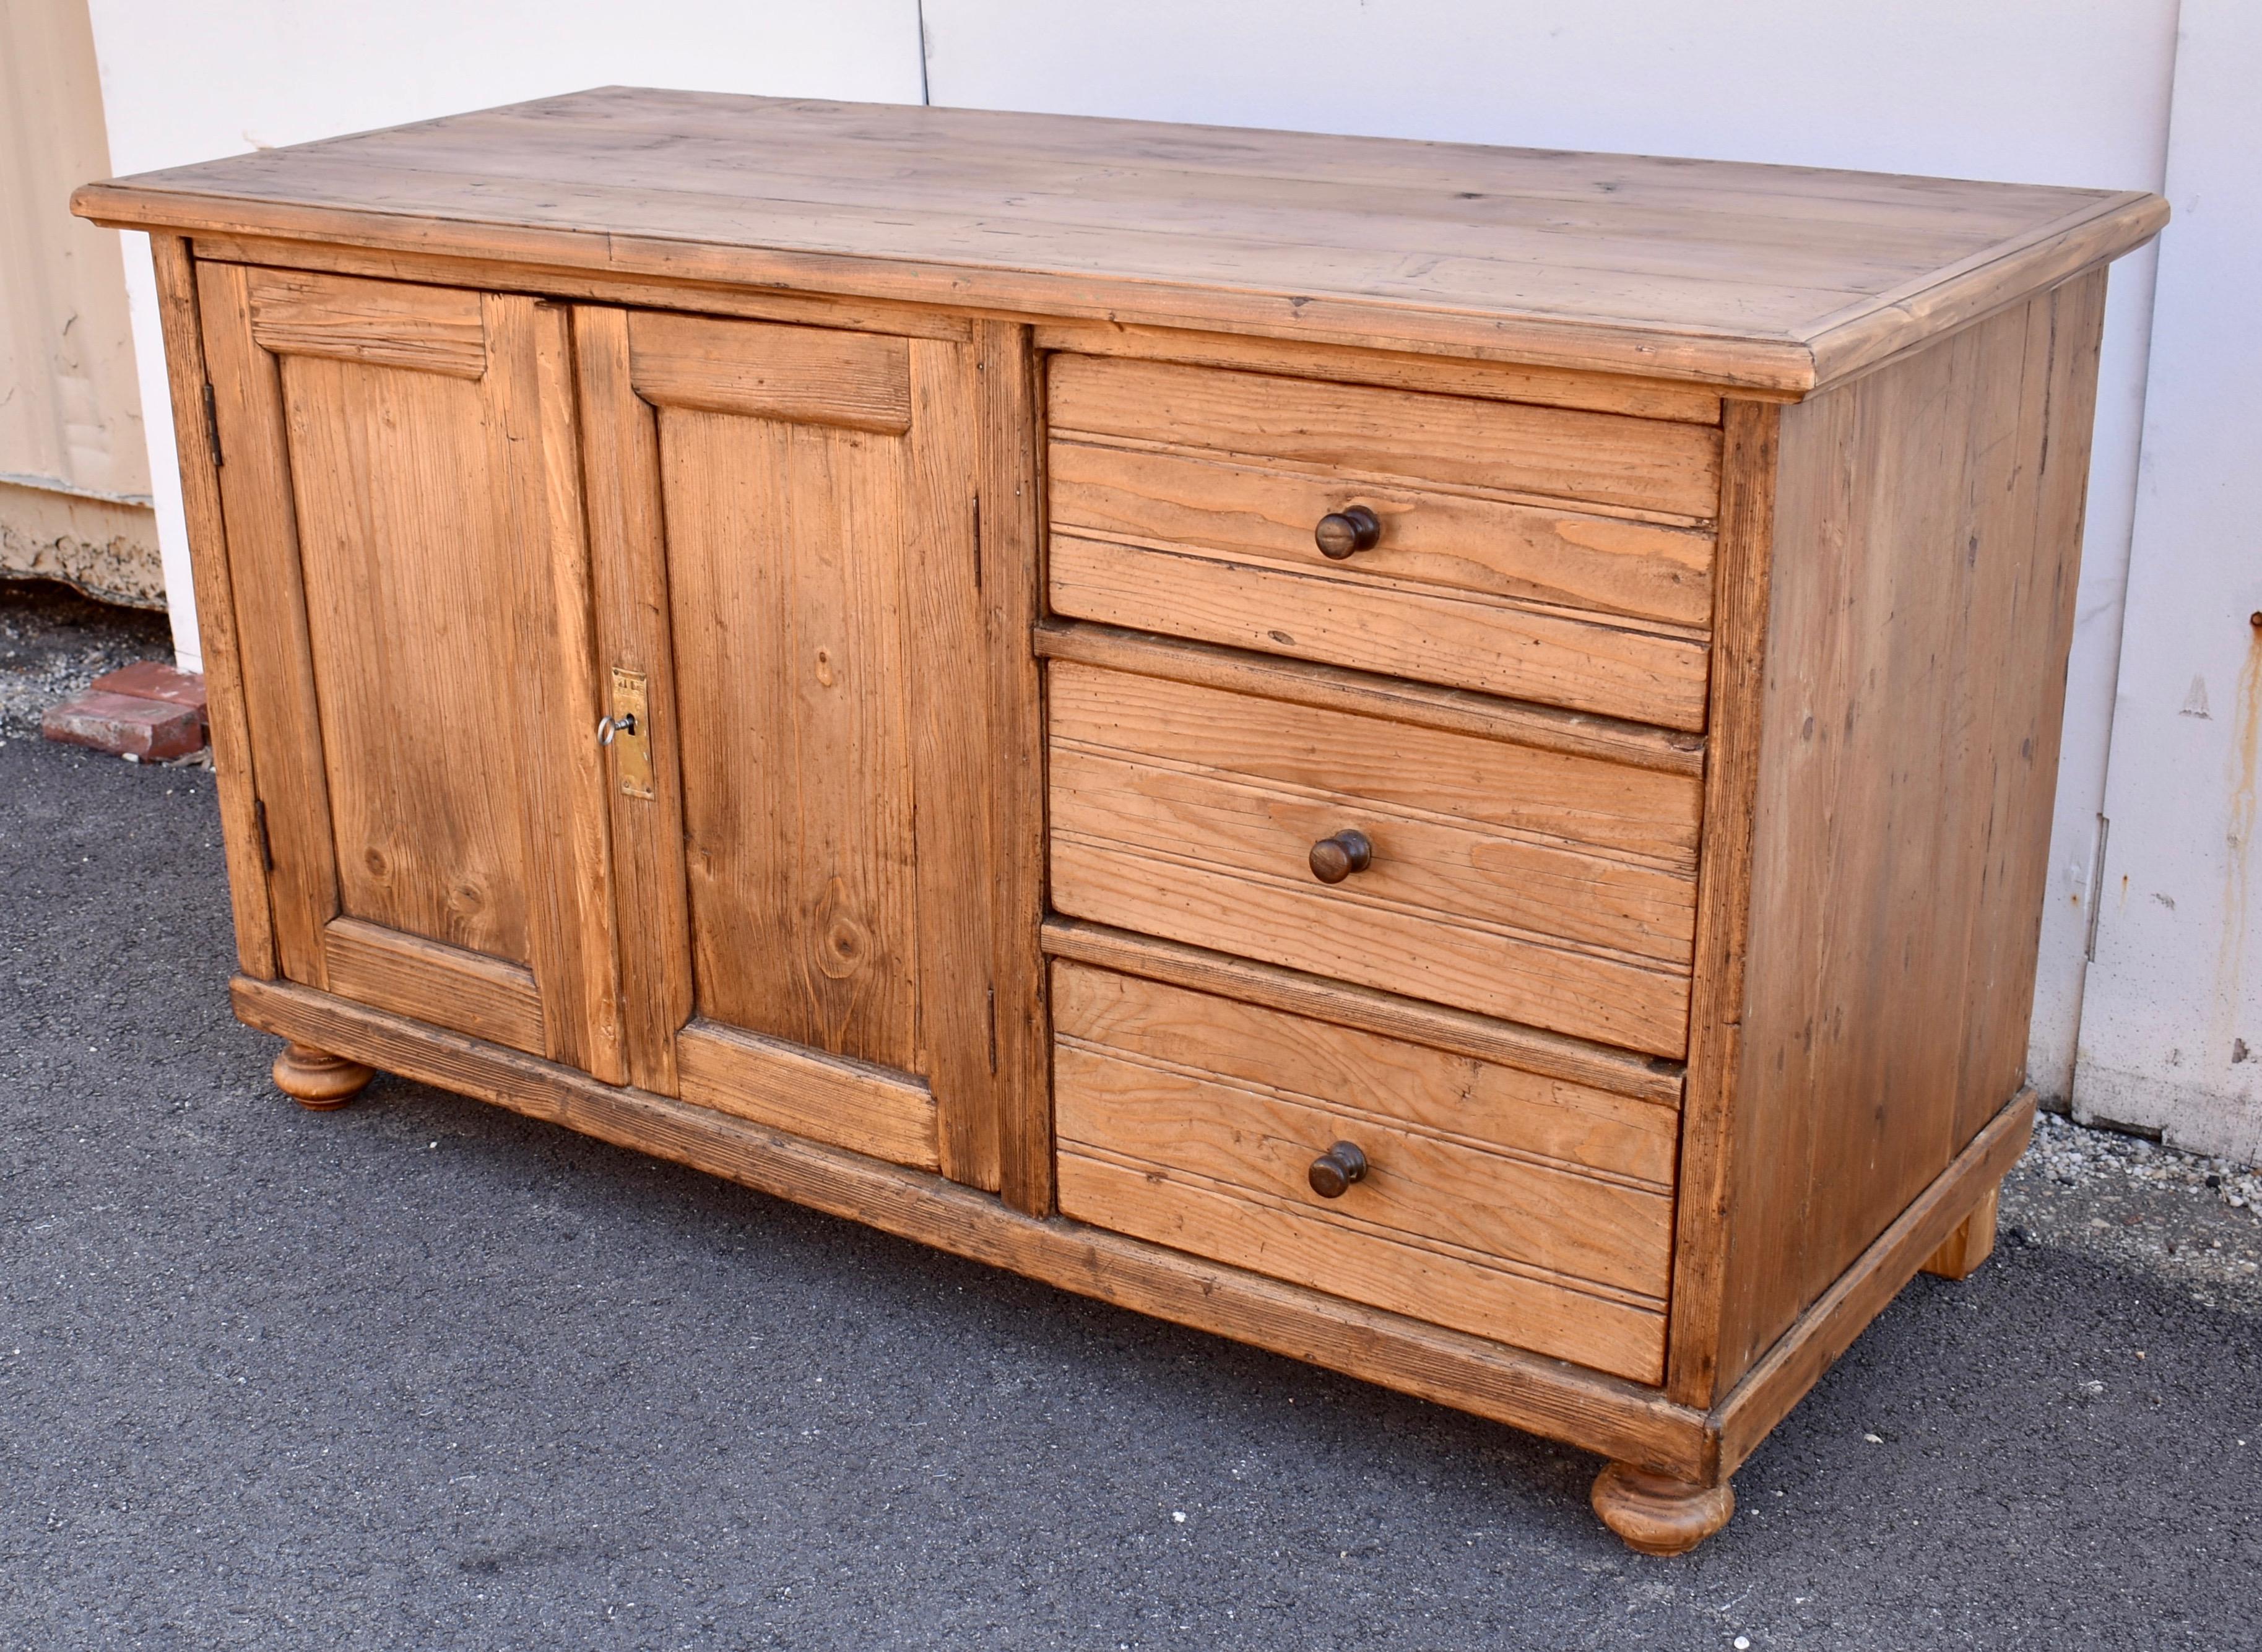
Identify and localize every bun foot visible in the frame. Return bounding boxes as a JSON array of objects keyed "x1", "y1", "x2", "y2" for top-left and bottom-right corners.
[
  {"x1": 1591, "y1": 1462, "x2": 1735, "y2": 1555},
  {"x1": 272, "y1": 1041, "x2": 375, "y2": 1110}
]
